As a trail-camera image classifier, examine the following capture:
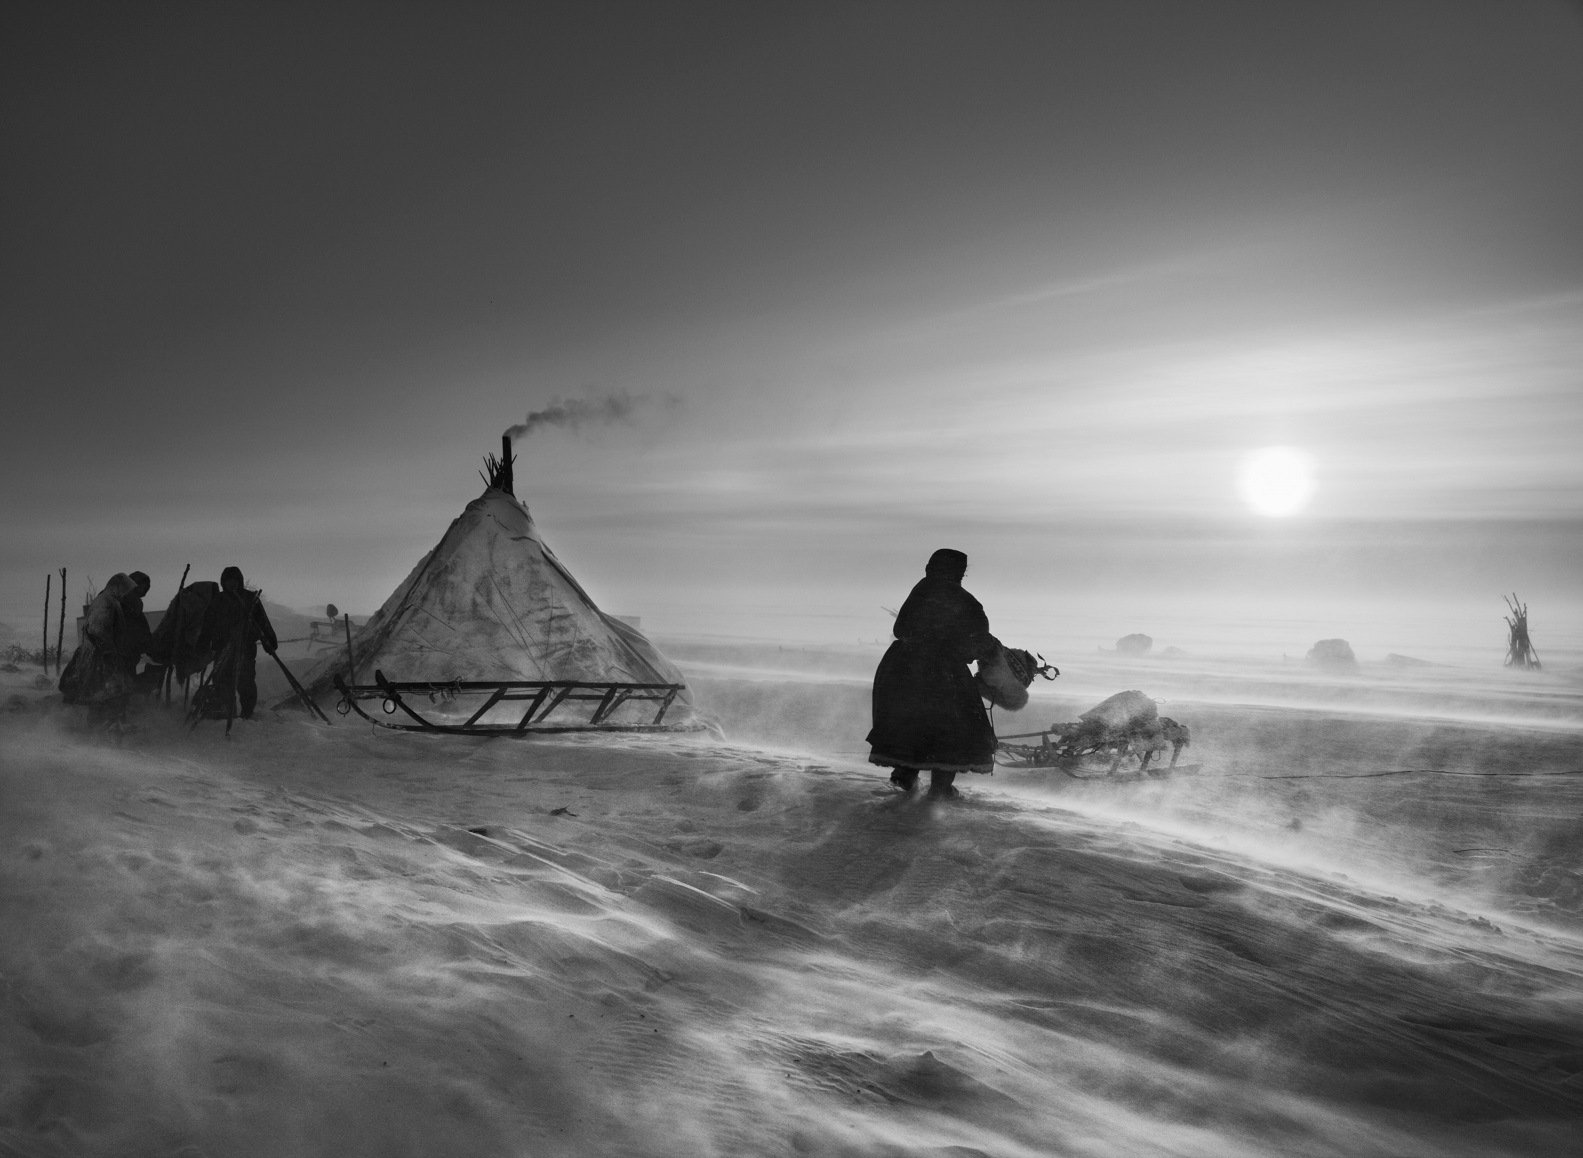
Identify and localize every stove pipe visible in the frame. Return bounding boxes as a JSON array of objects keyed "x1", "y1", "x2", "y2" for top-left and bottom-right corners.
[{"x1": 499, "y1": 434, "x2": 515, "y2": 495}]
